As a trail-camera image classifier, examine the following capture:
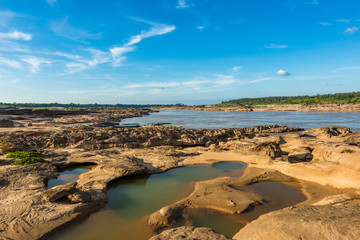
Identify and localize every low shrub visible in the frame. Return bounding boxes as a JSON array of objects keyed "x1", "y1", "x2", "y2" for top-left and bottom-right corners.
[
  {"x1": 341, "y1": 149, "x2": 354, "y2": 154},
  {"x1": 6, "y1": 151, "x2": 40, "y2": 159},
  {"x1": 6, "y1": 151, "x2": 49, "y2": 165}
]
